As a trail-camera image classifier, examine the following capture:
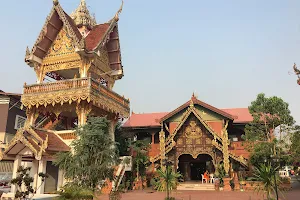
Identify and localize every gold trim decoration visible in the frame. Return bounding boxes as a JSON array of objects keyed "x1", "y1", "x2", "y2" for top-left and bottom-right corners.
[
  {"x1": 45, "y1": 28, "x2": 75, "y2": 58},
  {"x1": 22, "y1": 78, "x2": 130, "y2": 118},
  {"x1": 186, "y1": 138, "x2": 192, "y2": 145},
  {"x1": 177, "y1": 138, "x2": 183, "y2": 145},
  {"x1": 185, "y1": 120, "x2": 202, "y2": 139},
  {"x1": 195, "y1": 138, "x2": 201, "y2": 144},
  {"x1": 0, "y1": 124, "x2": 48, "y2": 161},
  {"x1": 222, "y1": 120, "x2": 230, "y2": 175},
  {"x1": 205, "y1": 138, "x2": 212, "y2": 145},
  {"x1": 43, "y1": 60, "x2": 81, "y2": 73},
  {"x1": 159, "y1": 129, "x2": 166, "y2": 170}
]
